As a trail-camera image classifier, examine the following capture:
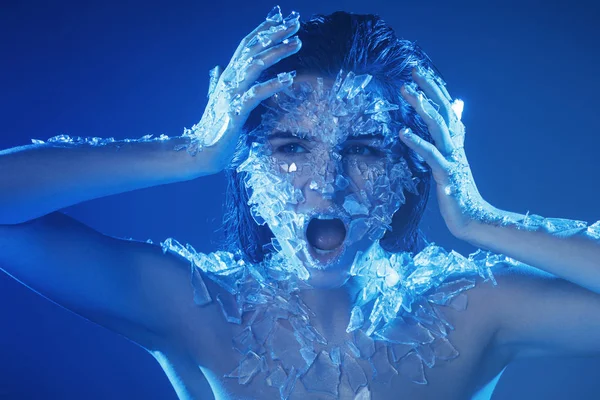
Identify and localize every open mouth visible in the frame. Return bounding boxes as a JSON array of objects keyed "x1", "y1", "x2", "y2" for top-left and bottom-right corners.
[{"x1": 305, "y1": 216, "x2": 348, "y2": 263}]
